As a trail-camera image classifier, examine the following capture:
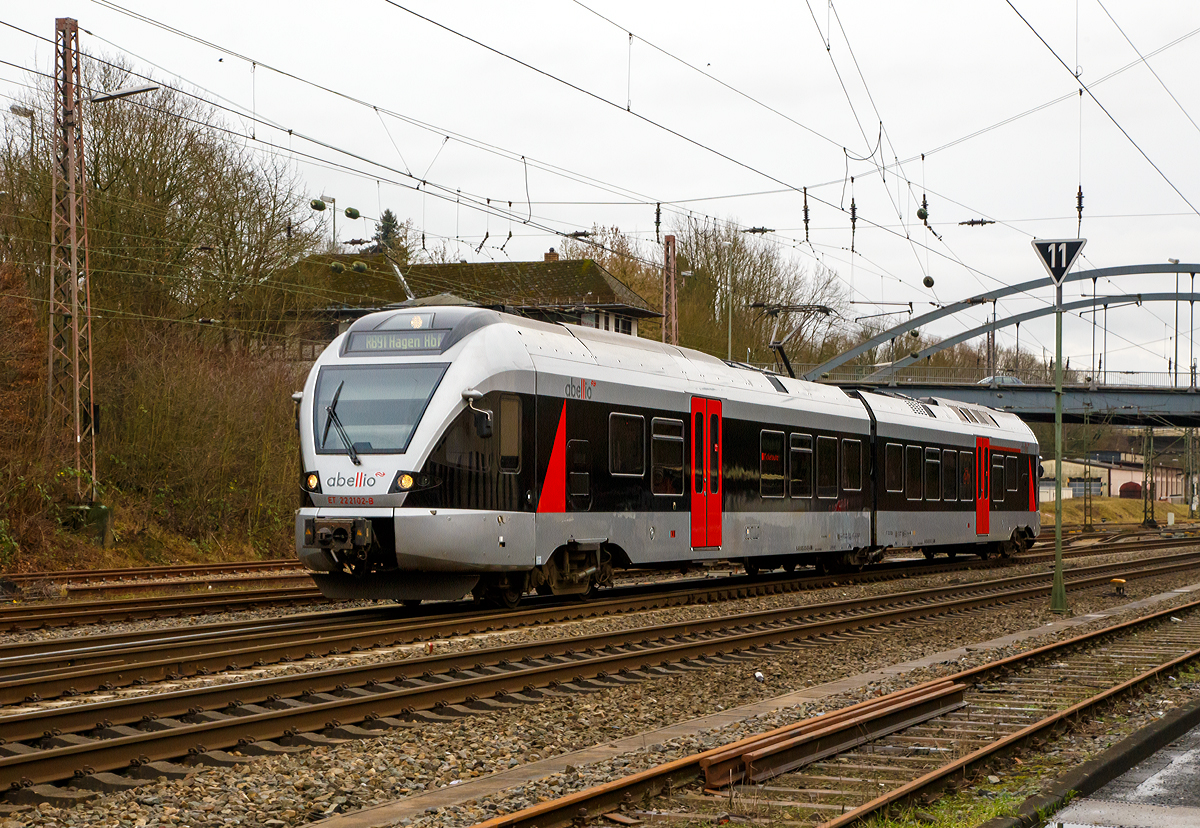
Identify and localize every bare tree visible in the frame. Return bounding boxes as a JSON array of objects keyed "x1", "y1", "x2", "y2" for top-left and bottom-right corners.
[{"x1": 671, "y1": 216, "x2": 846, "y2": 364}]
